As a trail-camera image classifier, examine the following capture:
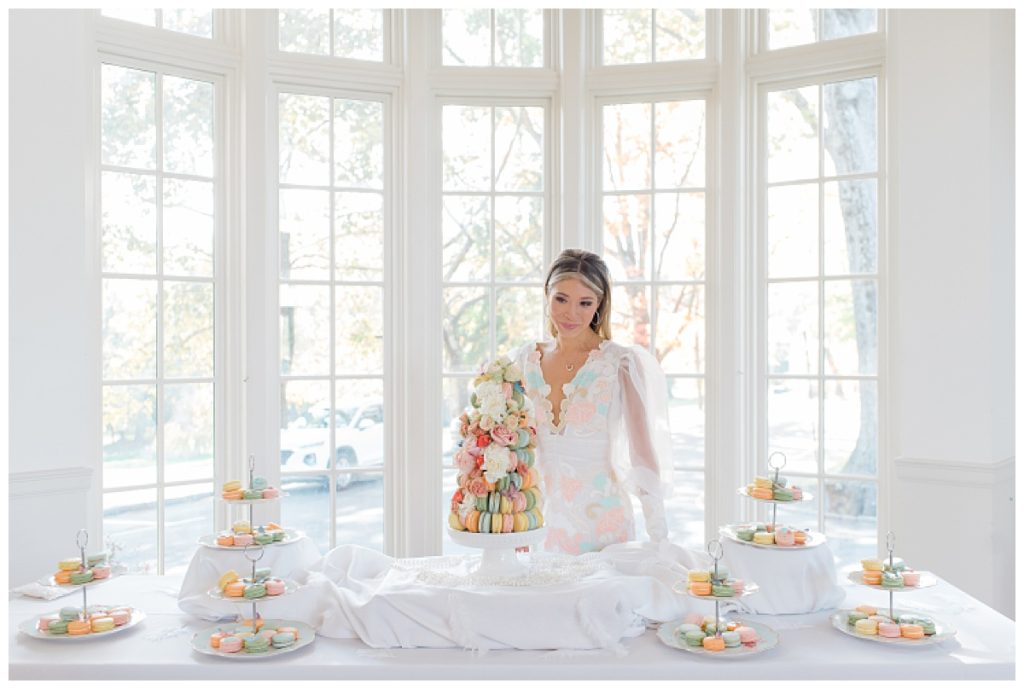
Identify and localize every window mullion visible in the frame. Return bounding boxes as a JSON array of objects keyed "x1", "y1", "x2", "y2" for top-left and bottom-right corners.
[{"x1": 155, "y1": 69, "x2": 166, "y2": 575}]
